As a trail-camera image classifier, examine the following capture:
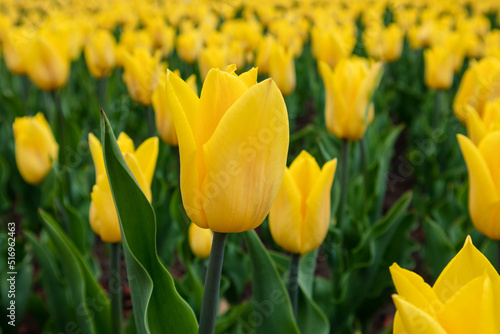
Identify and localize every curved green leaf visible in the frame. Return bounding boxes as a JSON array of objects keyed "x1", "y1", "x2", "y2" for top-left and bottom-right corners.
[
  {"x1": 101, "y1": 111, "x2": 198, "y2": 334},
  {"x1": 243, "y1": 230, "x2": 299, "y2": 334}
]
